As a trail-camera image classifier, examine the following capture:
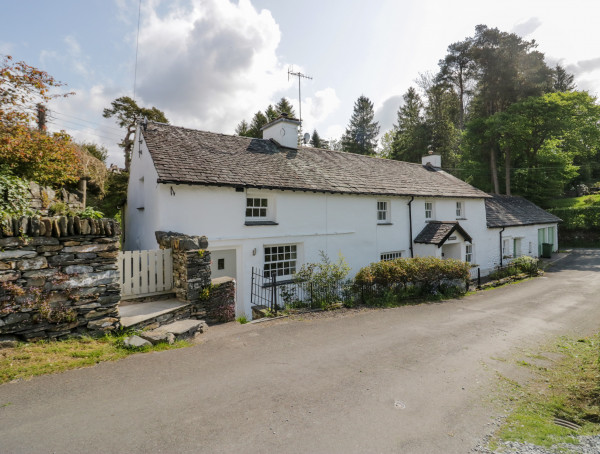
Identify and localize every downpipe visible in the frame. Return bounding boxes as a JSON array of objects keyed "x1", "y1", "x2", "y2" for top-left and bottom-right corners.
[
  {"x1": 499, "y1": 227, "x2": 506, "y2": 267},
  {"x1": 408, "y1": 196, "x2": 414, "y2": 258}
]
